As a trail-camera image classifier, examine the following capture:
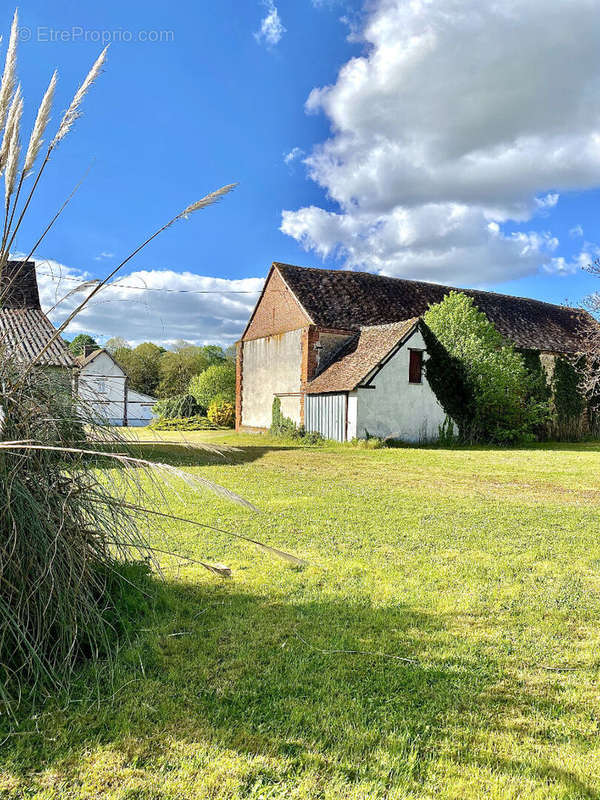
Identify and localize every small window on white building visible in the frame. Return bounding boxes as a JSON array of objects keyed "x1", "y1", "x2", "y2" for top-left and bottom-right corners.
[
  {"x1": 408, "y1": 350, "x2": 423, "y2": 384},
  {"x1": 97, "y1": 380, "x2": 107, "y2": 394}
]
